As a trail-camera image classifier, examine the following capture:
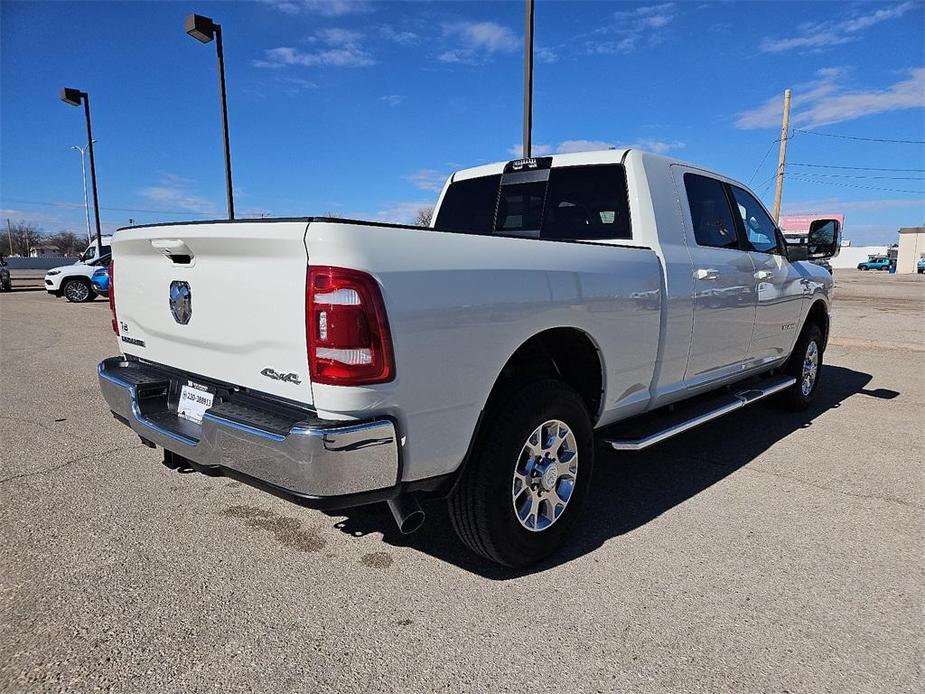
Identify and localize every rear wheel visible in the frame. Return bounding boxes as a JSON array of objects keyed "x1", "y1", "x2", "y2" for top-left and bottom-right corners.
[
  {"x1": 62, "y1": 278, "x2": 94, "y2": 303},
  {"x1": 448, "y1": 379, "x2": 594, "y2": 568},
  {"x1": 781, "y1": 322, "x2": 823, "y2": 411}
]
